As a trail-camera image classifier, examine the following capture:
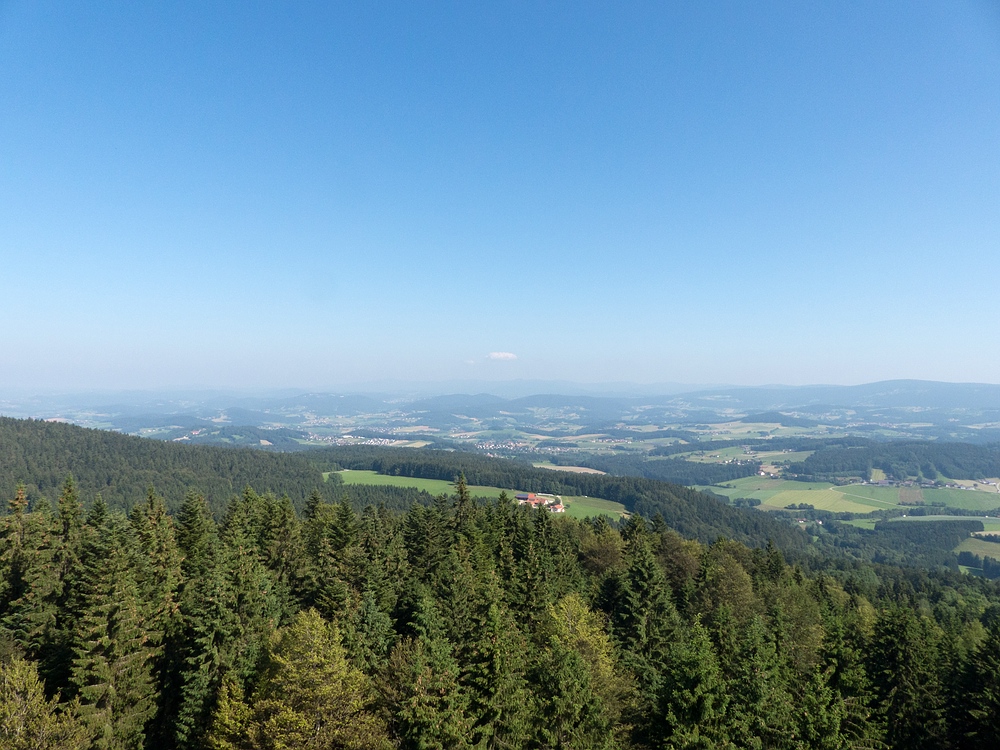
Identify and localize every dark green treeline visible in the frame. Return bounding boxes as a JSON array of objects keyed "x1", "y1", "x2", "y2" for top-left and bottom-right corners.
[
  {"x1": 0, "y1": 416, "x2": 323, "y2": 517},
  {"x1": 3, "y1": 475, "x2": 1000, "y2": 749}
]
